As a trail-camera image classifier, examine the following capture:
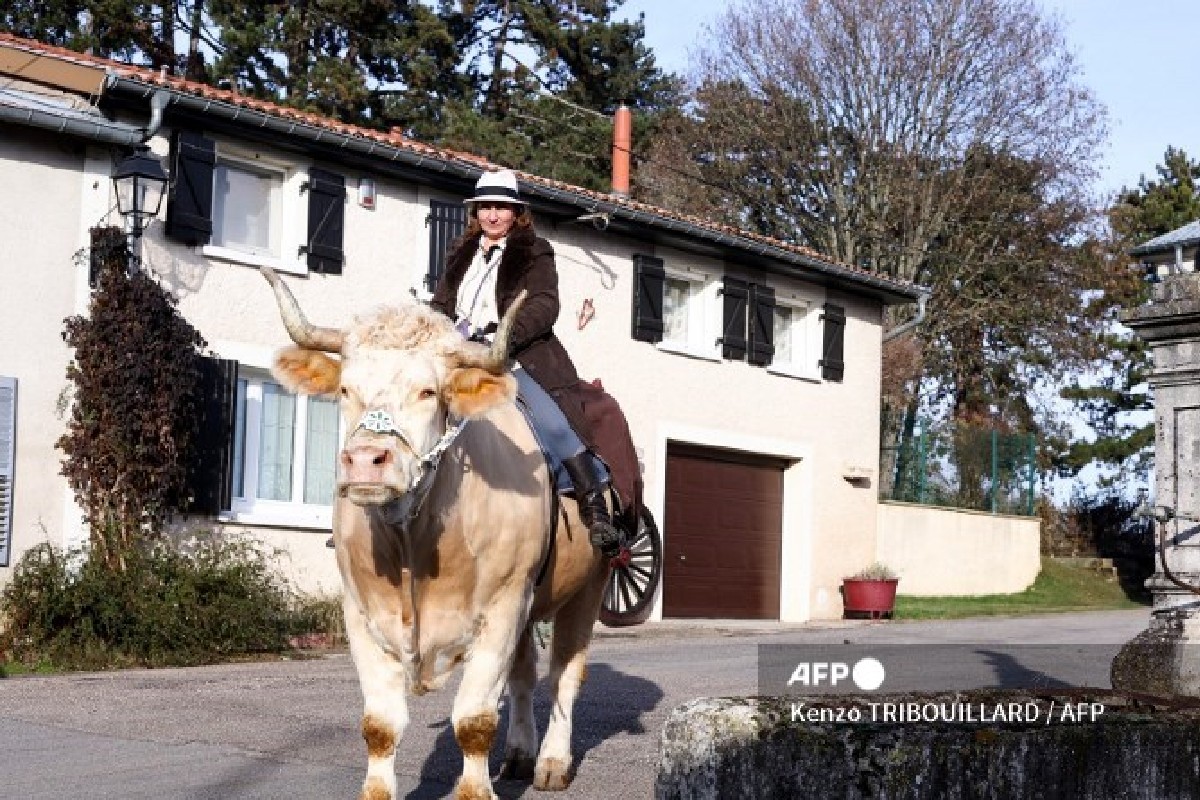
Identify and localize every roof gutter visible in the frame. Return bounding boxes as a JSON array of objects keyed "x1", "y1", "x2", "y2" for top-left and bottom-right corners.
[
  {"x1": 106, "y1": 76, "x2": 923, "y2": 304},
  {"x1": 883, "y1": 290, "x2": 931, "y2": 342},
  {"x1": 0, "y1": 84, "x2": 169, "y2": 146},
  {"x1": 0, "y1": 95, "x2": 142, "y2": 145}
]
